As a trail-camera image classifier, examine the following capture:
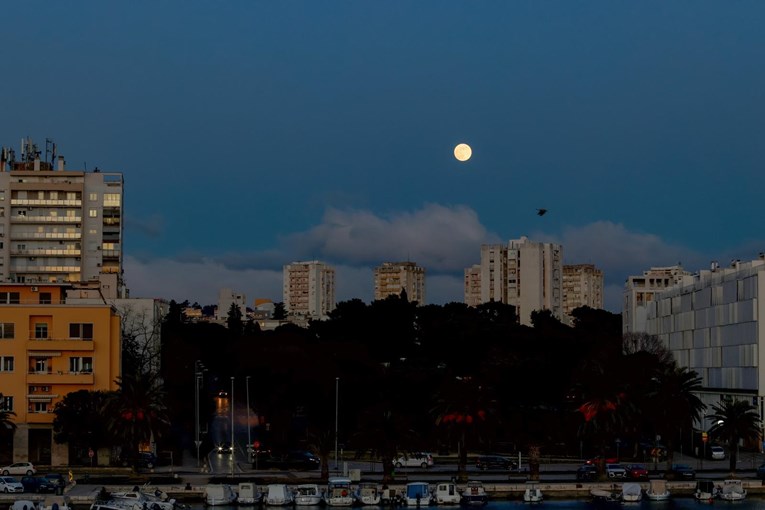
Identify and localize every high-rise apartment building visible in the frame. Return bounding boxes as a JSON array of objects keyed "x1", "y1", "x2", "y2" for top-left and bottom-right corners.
[
  {"x1": 373, "y1": 261, "x2": 426, "y2": 303},
  {"x1": 622, "y1": 265, "x2": 693, "y2": 335},
  {"x1": 283, "y1": 260, "x2": 335, "y2": 320},
  {"x1": 562, "y1": 264, "x2": 604, "y2": 320},
  {"x1": 465, "y1": 237, "x2": 563, "y2": 326},
  {"x1": 217, "y1": 287, "x2": 246, "y2": 321},
  {"x1": 0, "y1": 139, "x2": 125, "y2": 298}
]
